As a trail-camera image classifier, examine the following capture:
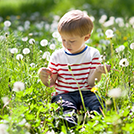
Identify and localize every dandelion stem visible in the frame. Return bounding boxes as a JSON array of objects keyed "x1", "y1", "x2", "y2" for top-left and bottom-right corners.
[
  {"x1": 113, "y1": 98, "x2": 117, "y2": 113},
  {"x1": 68, "y1": 67, "x2": 86, "y2": 113}
]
